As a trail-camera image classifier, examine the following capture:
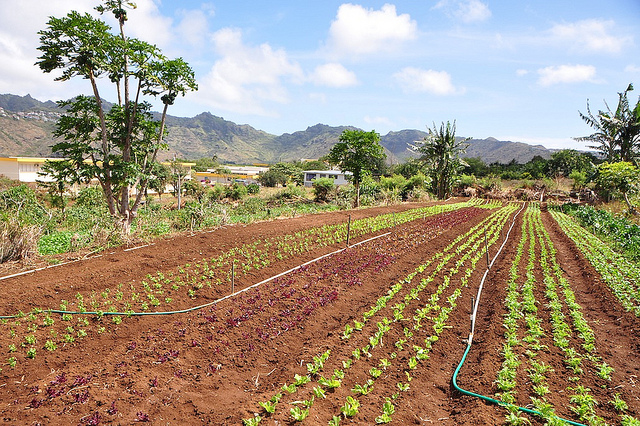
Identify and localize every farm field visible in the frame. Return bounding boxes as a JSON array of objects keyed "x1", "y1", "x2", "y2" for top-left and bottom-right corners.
[{"x1": 0, "y1": 199, "x2": 638, "y2": 425}]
